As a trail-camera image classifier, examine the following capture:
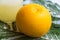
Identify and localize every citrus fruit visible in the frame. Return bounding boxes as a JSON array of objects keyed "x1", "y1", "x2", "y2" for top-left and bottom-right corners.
[{"x1": 16, "y1": 4, "x2": 52, "y2": 37}]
